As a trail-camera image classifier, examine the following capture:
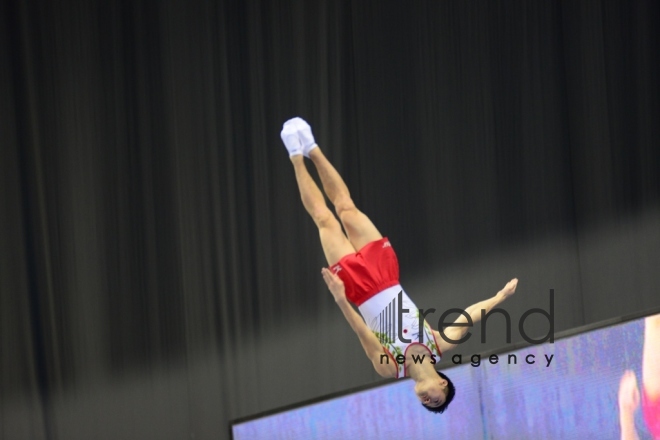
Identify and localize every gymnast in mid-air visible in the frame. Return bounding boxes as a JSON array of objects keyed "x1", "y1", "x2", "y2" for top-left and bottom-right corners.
[{"x1": 280, "y1": 117, "x2": 518, "y2": 413}]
